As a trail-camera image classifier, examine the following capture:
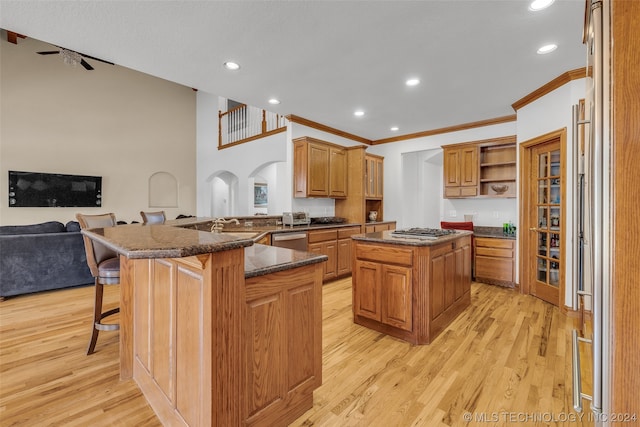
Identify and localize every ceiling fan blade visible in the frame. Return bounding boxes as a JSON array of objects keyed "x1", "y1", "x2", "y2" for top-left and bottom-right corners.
[
  {"x1": 78, "y1": 52, "x2": 114, "y2": 66},
  {"x1": 80, "y1": 59, "x2": 94, "y2": 71},
  {"x1": 37, "y1": 51, "x2": 60, "y2": 55}
]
